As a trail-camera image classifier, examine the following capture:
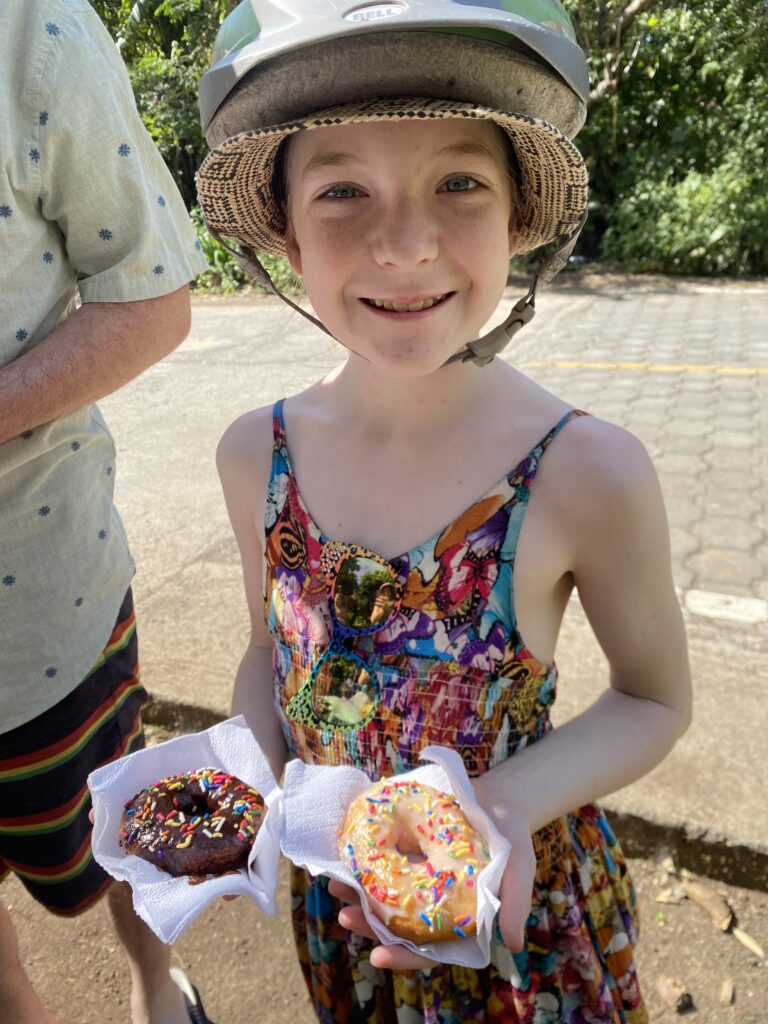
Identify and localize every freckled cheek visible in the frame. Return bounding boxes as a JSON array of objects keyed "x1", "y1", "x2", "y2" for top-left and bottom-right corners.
[{"x1": 446, "y1": 213, "x2": 510, "y2": 286}]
